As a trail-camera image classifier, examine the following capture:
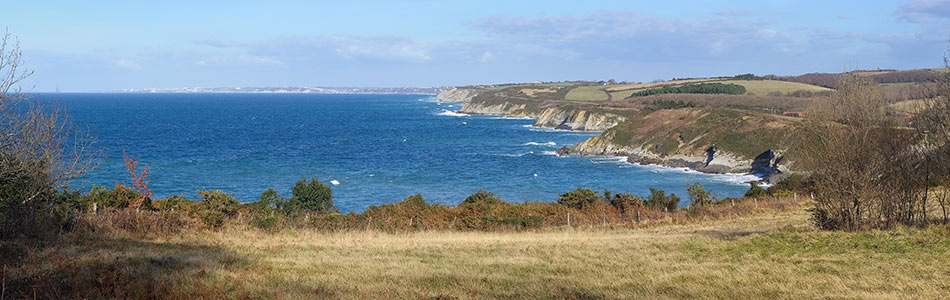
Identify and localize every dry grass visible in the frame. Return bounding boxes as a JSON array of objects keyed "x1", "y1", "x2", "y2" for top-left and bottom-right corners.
[
  {"x1": 5, "y1": 200, "x2": 950, "y2": 299},
  {"x1": 720, "y1": 80, "x2": 832, "y2": 96}
]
